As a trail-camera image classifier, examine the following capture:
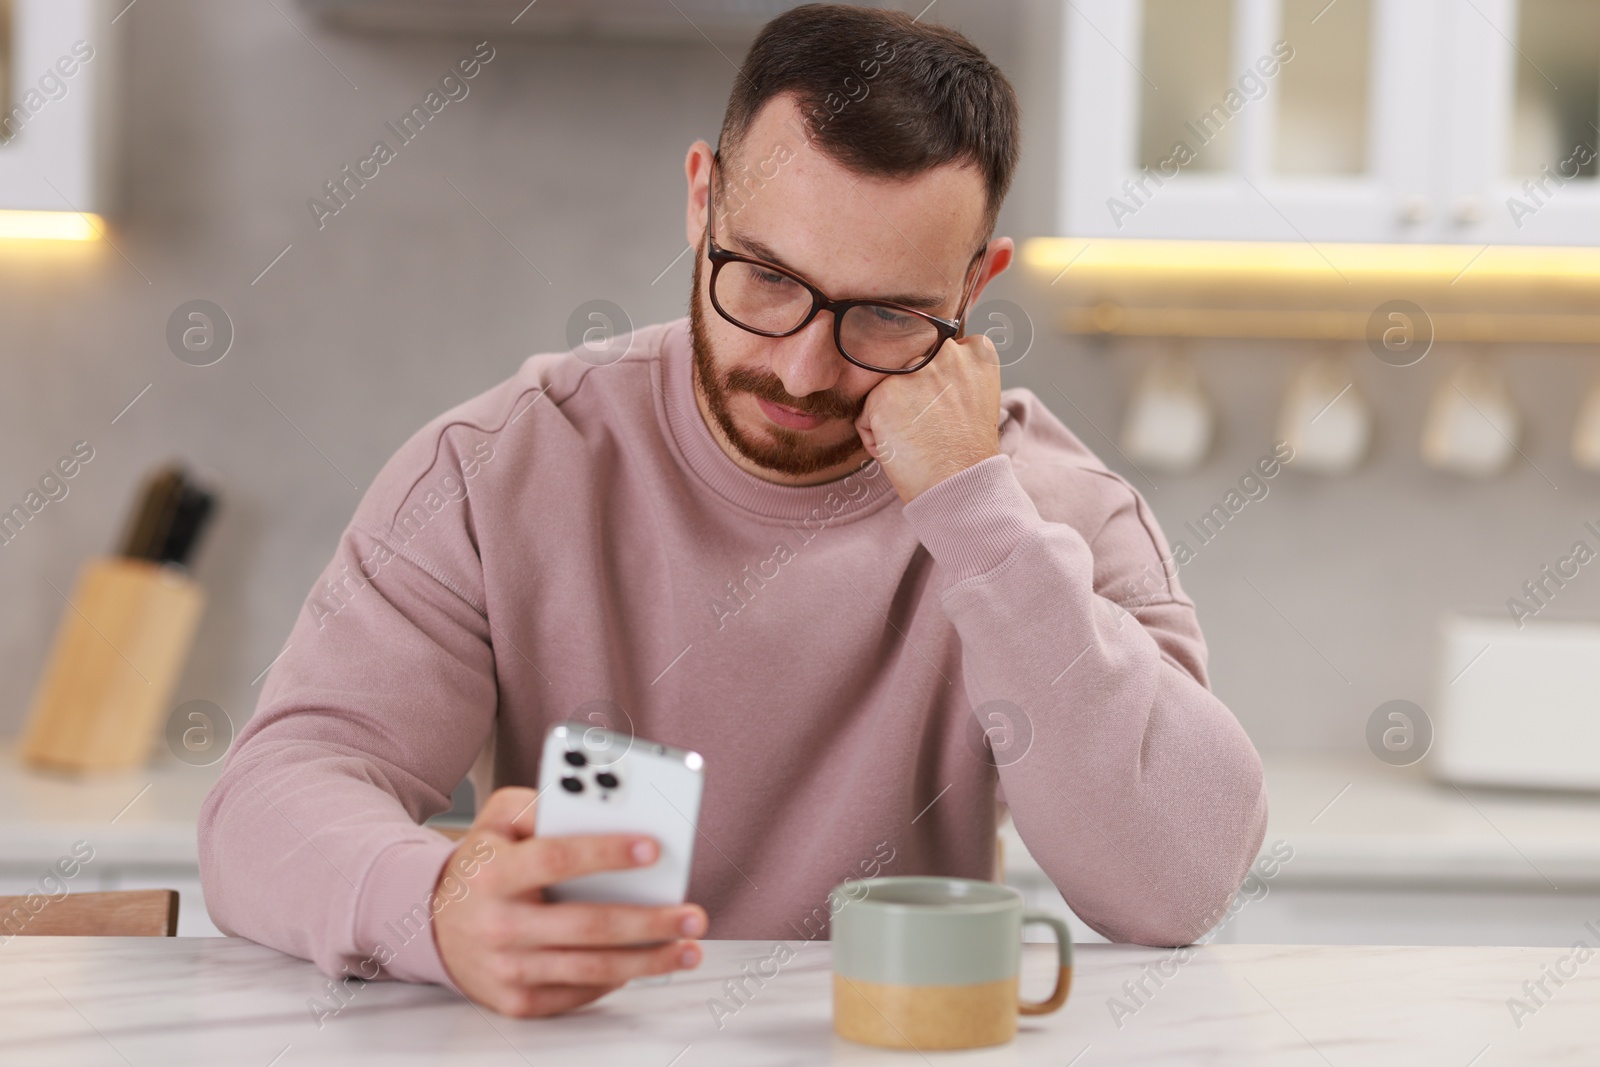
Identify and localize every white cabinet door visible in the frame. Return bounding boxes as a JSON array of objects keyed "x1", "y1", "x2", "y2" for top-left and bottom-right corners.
[
  {"x1": 1057, "y1": 0, "x2": 1599, "y2": 244},
  {"x1": 1442, "y1": 0, "x2": 1600, "y2": 245},
  {"x1": 0, "y1": 0, "x2": 120, "y2": 215},
  {"x1": 1061, "y1": 0, "x2": 1439, "y2": 242}
]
